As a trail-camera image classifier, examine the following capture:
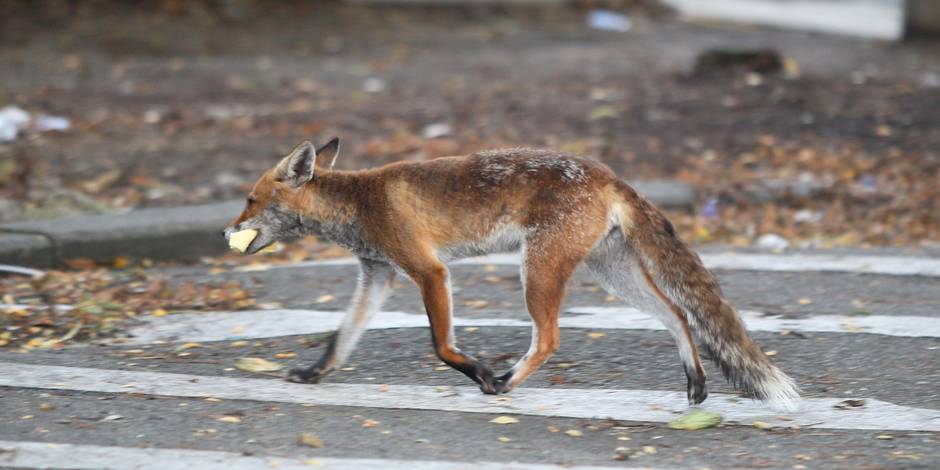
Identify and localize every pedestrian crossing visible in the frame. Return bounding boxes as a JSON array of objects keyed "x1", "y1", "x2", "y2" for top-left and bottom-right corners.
[
  {"x1": 0, "y1": 440, "x2": 629, "y2": 470},
  {"x1": 1, "y1": 362, "x2": 938, "y2": 432},
  {"x1": 2, "y1": 252, "x2": 939, "y2": 469},
  {"x1": 123, "y1": 307, "x2": 940, "y2": 345}
]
